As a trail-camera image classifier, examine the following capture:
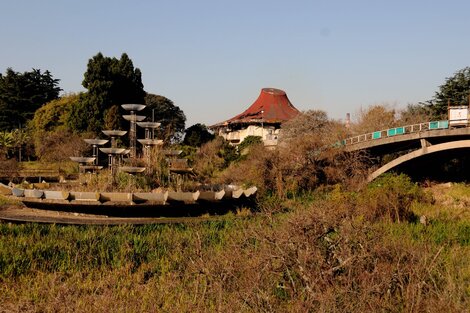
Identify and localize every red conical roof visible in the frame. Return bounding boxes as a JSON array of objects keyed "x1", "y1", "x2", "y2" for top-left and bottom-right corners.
[{"x1": 217, "y1": 88, "x2": 300, "y2": 126}]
